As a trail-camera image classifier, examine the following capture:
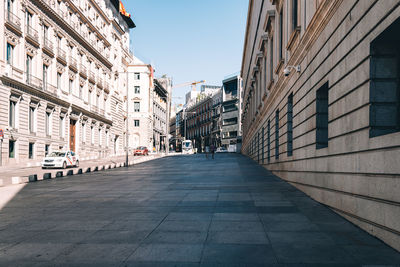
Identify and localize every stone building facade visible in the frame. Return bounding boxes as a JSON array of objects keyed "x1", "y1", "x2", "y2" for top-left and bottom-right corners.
[
  {"x1": 127, "y1": 58, "x2": 154, "y2": 150},
  {"x1": 0, "y1": 0, "x2": 135, "y2": 166},
  {"x1": 241, "y1": 0, "x2": 400, "y2": 250}
]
